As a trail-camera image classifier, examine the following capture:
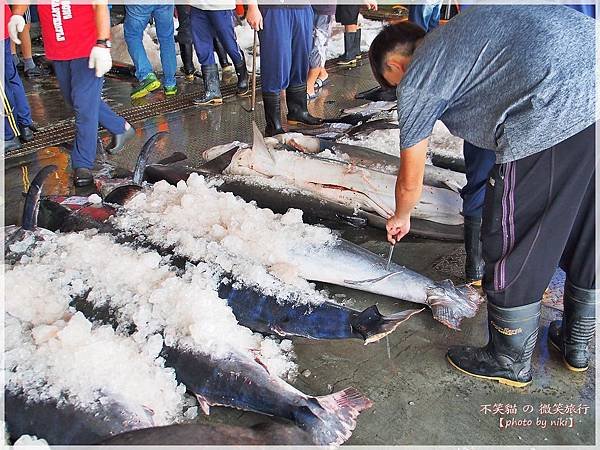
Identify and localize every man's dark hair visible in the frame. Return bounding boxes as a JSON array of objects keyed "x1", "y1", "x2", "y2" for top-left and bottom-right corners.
[{"x1": 369, "y1": 22, "x2": 427, "y2": 88}]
